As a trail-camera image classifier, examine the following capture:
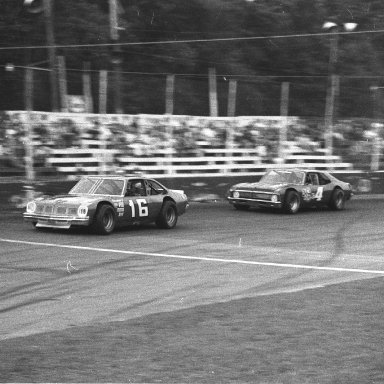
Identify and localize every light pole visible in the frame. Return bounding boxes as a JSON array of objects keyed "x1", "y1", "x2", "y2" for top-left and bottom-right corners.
[{"x1": 322, "y1": 21, "x2": 357, "y2": 157}]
